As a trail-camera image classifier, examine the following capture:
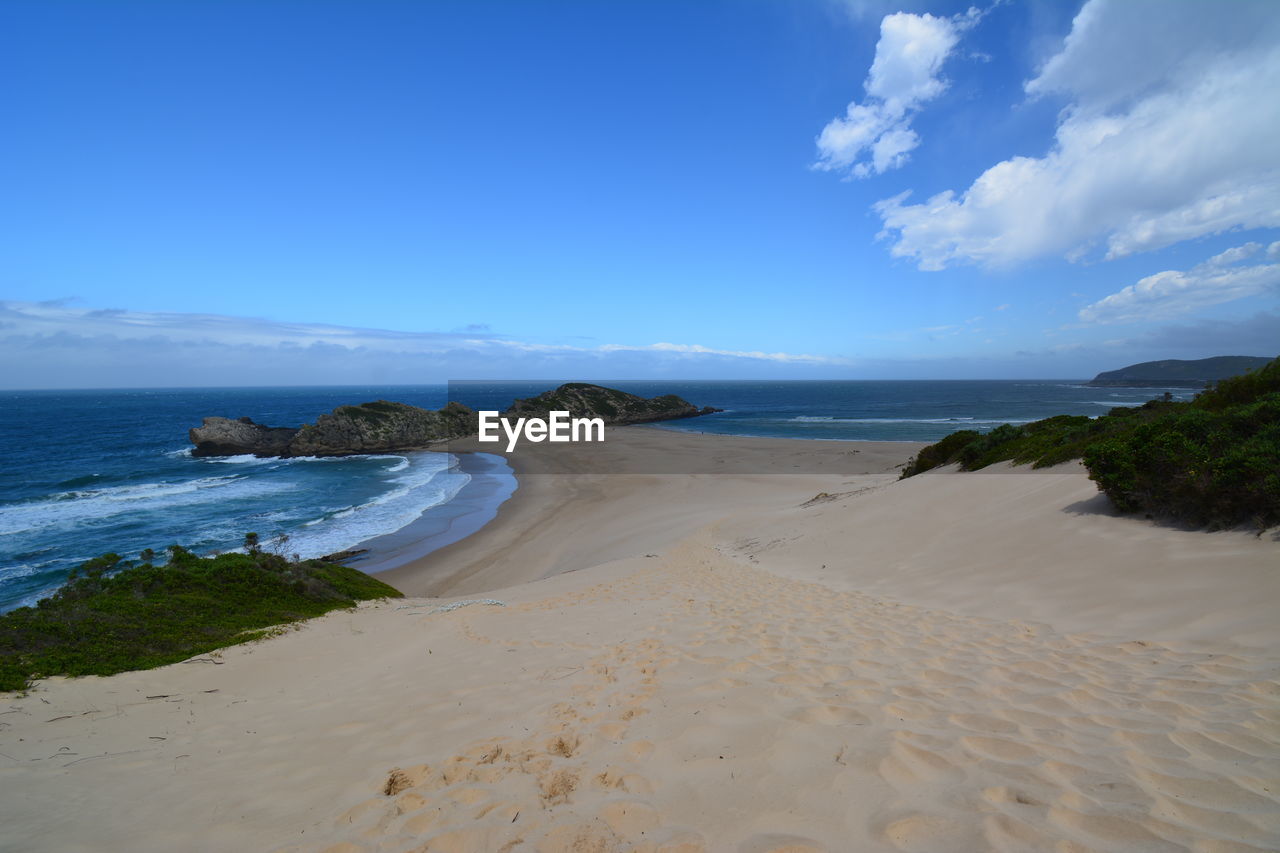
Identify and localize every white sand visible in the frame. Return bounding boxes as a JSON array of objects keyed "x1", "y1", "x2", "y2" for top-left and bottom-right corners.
[{"x1": 2, "y1": 428, "x2": 1277, "y2": 852}]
